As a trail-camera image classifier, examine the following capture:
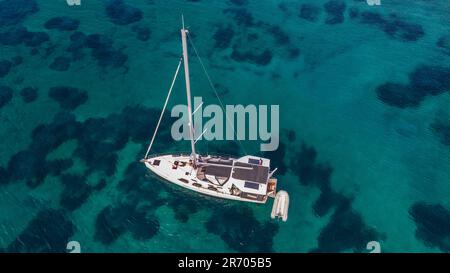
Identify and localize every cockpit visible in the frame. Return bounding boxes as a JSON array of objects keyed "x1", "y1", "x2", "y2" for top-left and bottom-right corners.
[{"x1": 196, "y1": 158, "x2": 233, "y2": 185}]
